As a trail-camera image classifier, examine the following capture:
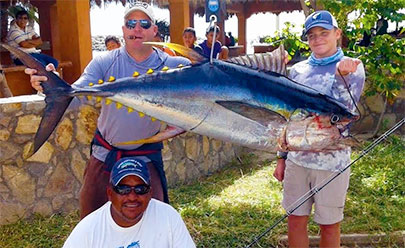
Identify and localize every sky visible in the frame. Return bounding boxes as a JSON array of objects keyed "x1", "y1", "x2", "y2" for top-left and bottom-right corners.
[{"x1": 89, "y1": 2, "x2": 306, "y2": 54}]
